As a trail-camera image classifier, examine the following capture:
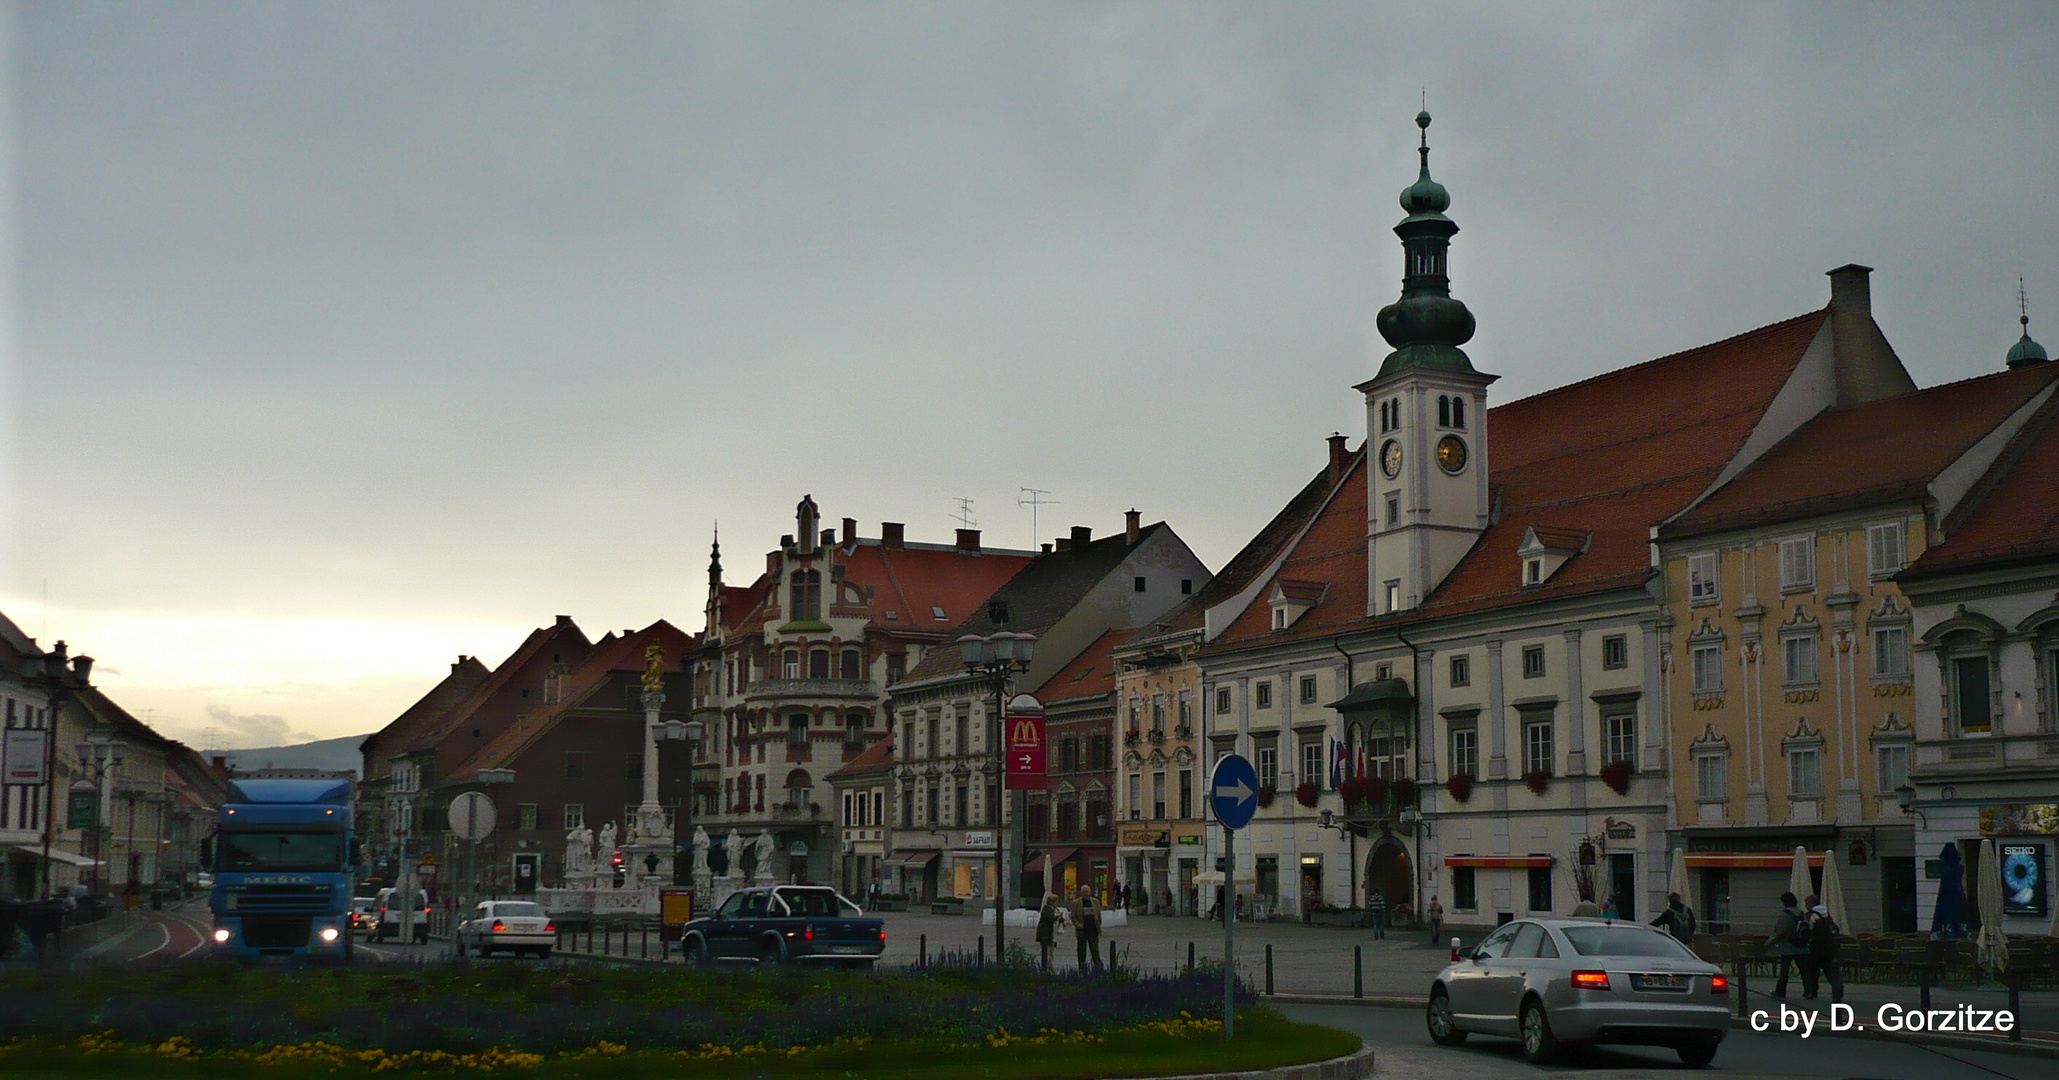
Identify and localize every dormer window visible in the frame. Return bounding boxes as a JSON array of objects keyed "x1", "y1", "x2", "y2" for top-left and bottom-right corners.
[
  {"x1": 1268, "y1": 578, "x2": 1326, "y2": 630},
  {"x1": 1517, "y1": 525, "x2": 1590, "y2": 588},
  {"x1": 1525, "y1": 559, "x2": 1542, "y2": 585}
]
